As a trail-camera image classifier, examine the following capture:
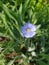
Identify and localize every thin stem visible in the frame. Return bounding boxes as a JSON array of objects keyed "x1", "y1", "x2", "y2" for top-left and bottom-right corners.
[{"x1": 27, "y1": 38, "x2": 31, "y2": 47}]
